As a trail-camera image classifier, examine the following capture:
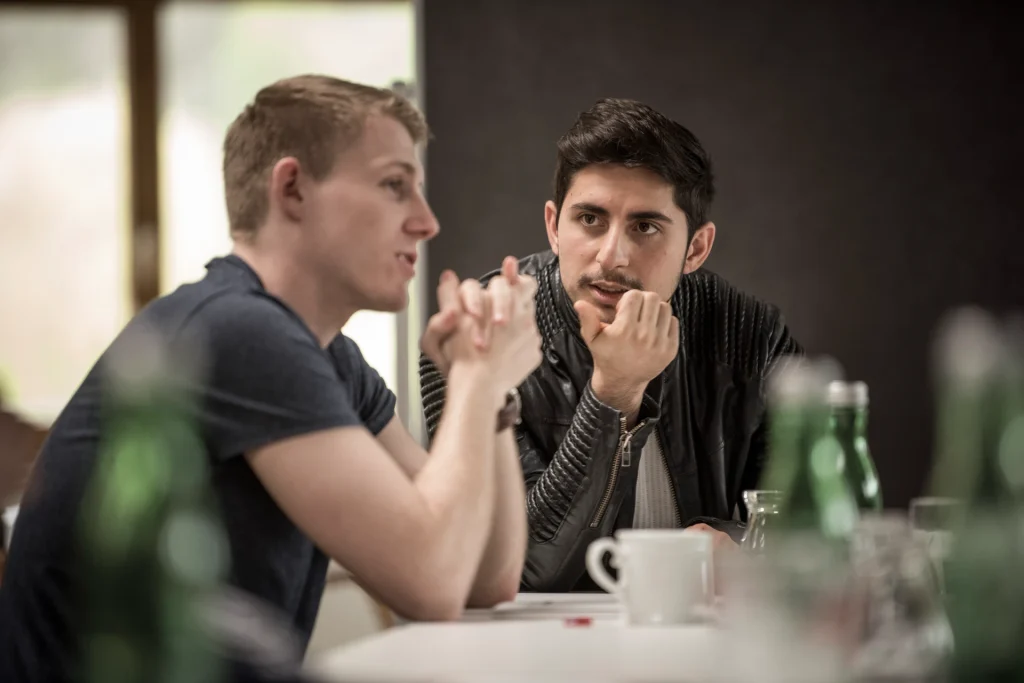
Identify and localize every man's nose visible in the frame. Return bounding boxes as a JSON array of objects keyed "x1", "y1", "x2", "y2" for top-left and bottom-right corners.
[{"x1": 595, "y1": 228, "x2": 629, "y2": 270}]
